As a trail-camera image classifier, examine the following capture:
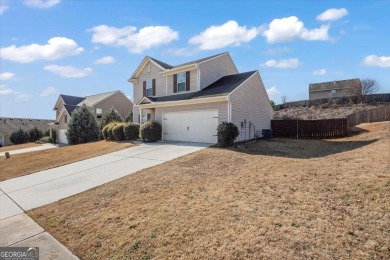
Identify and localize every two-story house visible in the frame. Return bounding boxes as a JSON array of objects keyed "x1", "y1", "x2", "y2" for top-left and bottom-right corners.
[
  {"x1": 52, "y1": 90, "x2": 133, "y2": 144},
  {"x1": 129, "y1": 52, "x2": 273, "y2": 143},
  {"x1": 309, "y1": 78, "x2": 362, "y2": 100}
]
